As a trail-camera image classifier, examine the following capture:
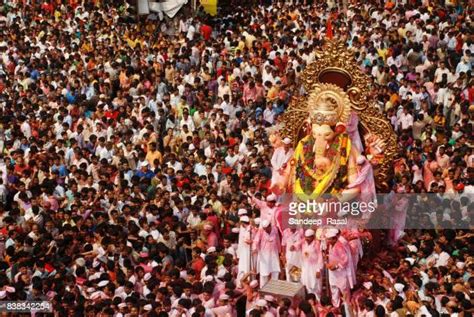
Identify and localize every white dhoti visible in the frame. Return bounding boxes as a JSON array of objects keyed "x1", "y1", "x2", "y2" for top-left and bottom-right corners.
[
  {"x1": 282, "y1": 228, "x2": 303, "y2": 282},
  {"x1": 253, "y1": 226, "x2": 281, "y2": 287},
  {"x1": 237, "y1": 226, "x2": 252, "y2": 287},
  {"x1": 328, "y1": 268, "x2": 350, "y2": 308},
  {"x1": 300, "y1": 240, "x2": 323, "y2": 300},
  {"x1": 301, "y1": 262, "x2": 323, "y2": 299},
  {"x1": 327, "y1": 241, "x2": 351, "y2": 308}
]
